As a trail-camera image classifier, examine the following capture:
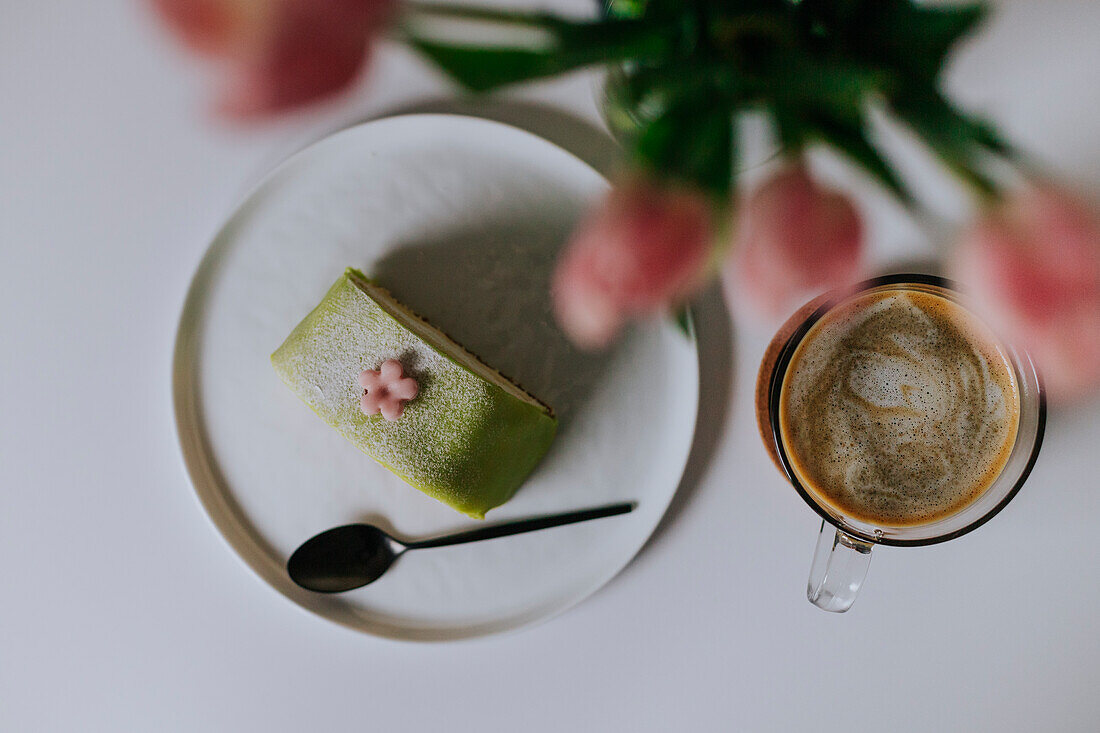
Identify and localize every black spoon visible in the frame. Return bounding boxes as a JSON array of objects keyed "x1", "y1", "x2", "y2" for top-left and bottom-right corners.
[{"x1": 287, "y1": 501, "x2": 637, "y2": 593}]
